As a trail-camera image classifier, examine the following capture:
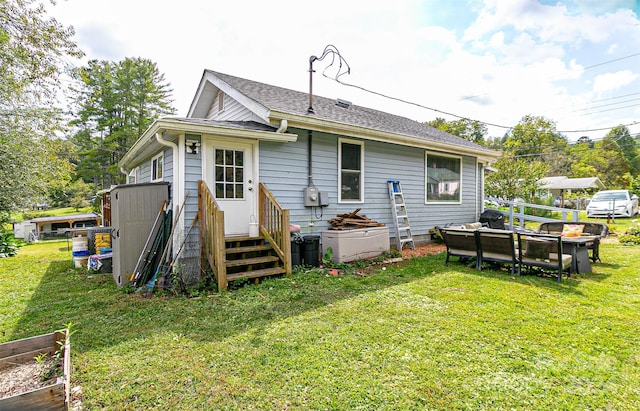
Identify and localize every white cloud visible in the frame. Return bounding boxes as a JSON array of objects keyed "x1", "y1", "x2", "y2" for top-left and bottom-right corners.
[{"x1": 592, "y1": 70, "x2": 638, "y2": 93}]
